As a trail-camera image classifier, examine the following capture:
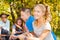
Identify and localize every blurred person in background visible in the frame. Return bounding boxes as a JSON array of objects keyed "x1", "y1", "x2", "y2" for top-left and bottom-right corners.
[
  {"x1": 20, "y1": 8, "x2": 35, "y2": 35},
  {"x1": 9, "y1": 18, "x2": 24, "y2": 40},
  {"x1": 0, "y1": 13, "x2": 10, "y2": 40}
]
